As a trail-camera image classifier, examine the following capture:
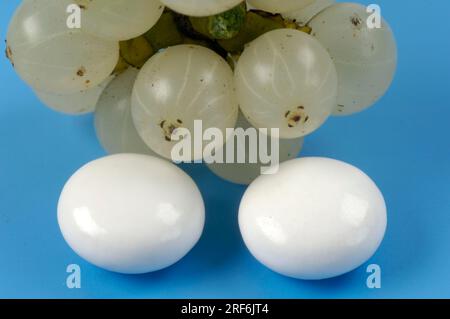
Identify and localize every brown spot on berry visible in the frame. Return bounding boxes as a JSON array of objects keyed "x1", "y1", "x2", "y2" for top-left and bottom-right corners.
[
  {"x1": 350, "y1": 14, "x2": 363, "y2": 30},
  {"x1": 5, "y1": 44, "x2": 13, "y2": 66},
  {"x1": 285, "y1": 106, "x2": 309, "y2": 128},
  {"x1": 77, "y1": 66, "x2": 86, "y2": 77},
  {"x1": 160, "y1": 120, "x2": 183, "y2": 142}
]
